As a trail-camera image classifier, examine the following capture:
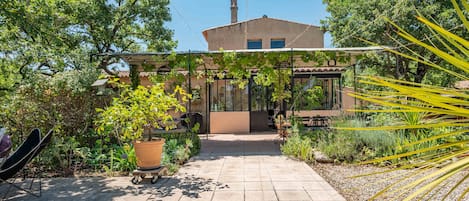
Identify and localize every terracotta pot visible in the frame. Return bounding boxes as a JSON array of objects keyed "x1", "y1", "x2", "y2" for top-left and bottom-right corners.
[{"x1": 133, "y1": 138, "x2": 165, "y2": 170}]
